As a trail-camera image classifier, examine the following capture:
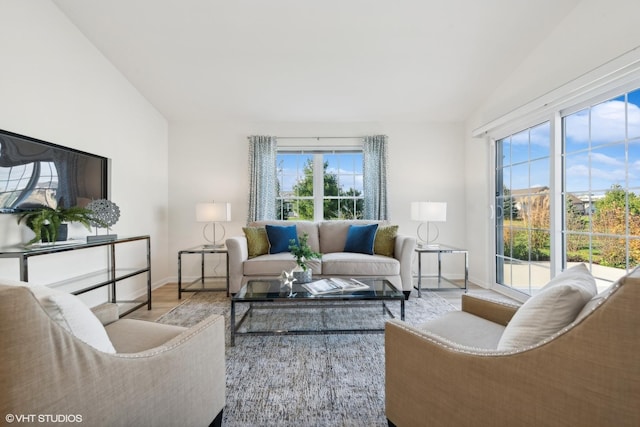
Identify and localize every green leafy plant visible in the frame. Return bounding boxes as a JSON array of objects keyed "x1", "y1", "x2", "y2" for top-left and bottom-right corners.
[
  {"x1": 17, "y1": 206, "x2": 100, "y2": 244},
  {"x1": 288, "y1": 233, "x2": 321, "y2": 271}
]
